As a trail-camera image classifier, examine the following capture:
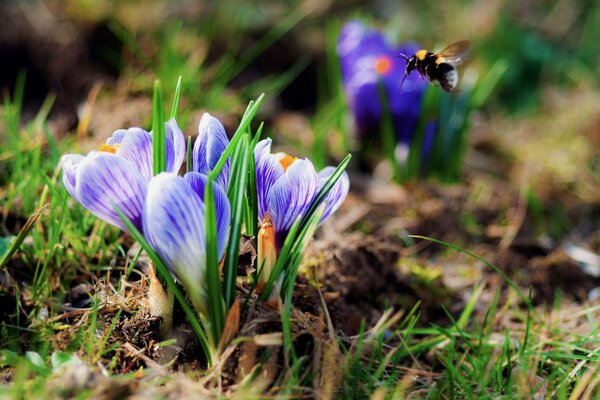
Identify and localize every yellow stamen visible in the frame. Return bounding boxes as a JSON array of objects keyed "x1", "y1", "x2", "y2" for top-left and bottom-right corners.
[
  {"x1": 257, "y1": 213, "x2": 277, "y2": 286},
  {"x1": 99, "y1": 143, "x2": 119, "y2": 154},
  {"x1": 374, "y1": 56, "x2": 392, "y2": 75},
  {"x1": 278, "y1": 154, "x2": 297, "y2": 172}
]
